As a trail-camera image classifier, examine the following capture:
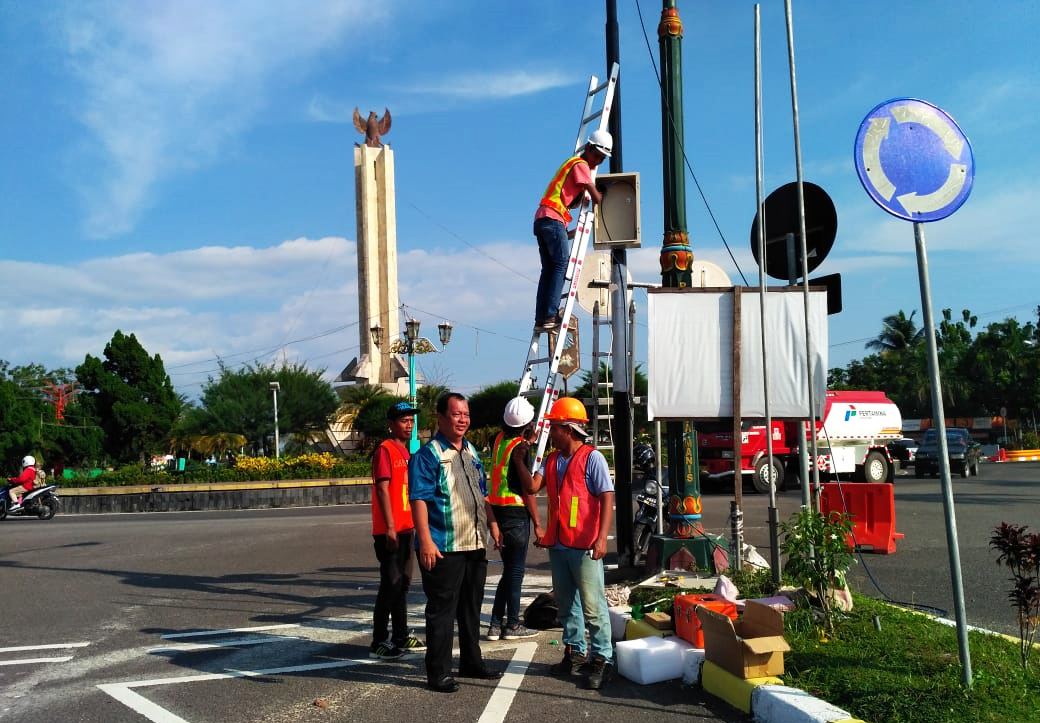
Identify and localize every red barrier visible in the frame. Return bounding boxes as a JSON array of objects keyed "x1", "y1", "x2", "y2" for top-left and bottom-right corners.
[{"x1": 820, "y1": 482, "x2": 904, "y2": 554}]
